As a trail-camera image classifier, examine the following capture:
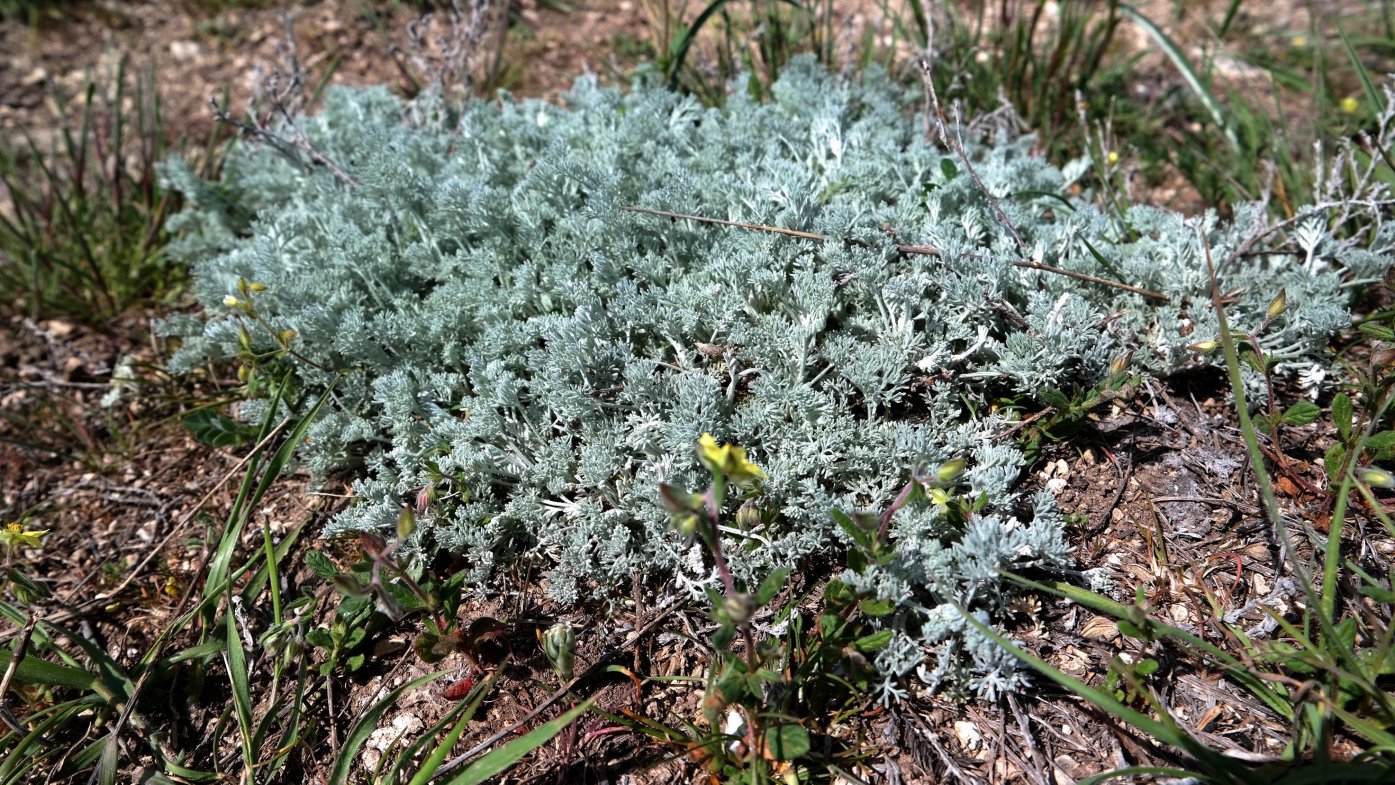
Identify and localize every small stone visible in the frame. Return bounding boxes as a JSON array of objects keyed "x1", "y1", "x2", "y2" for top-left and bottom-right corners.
[{"x1": 170, "y1": 40, "x2": 202, "y2": 61}]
